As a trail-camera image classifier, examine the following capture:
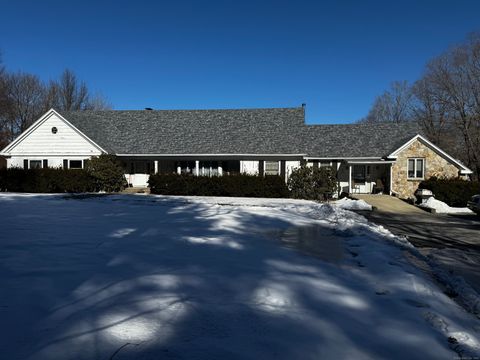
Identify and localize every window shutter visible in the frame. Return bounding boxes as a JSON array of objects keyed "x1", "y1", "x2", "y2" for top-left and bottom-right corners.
[
  {"x1": 280, "y1": 160, "x2": 286, "y2": 179},
  {"x1": 63, "y1": 159, "x2": 69, "y2": 169},
  {"x1": 23, "y1": 159, "x2": 28, "y2": 169},
  {"x1": 43, "y1": 159, "x2": 48, "y2": 168},
  {"x1": 258, "y1": 161, "x2": 264, "y2": 176}
]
